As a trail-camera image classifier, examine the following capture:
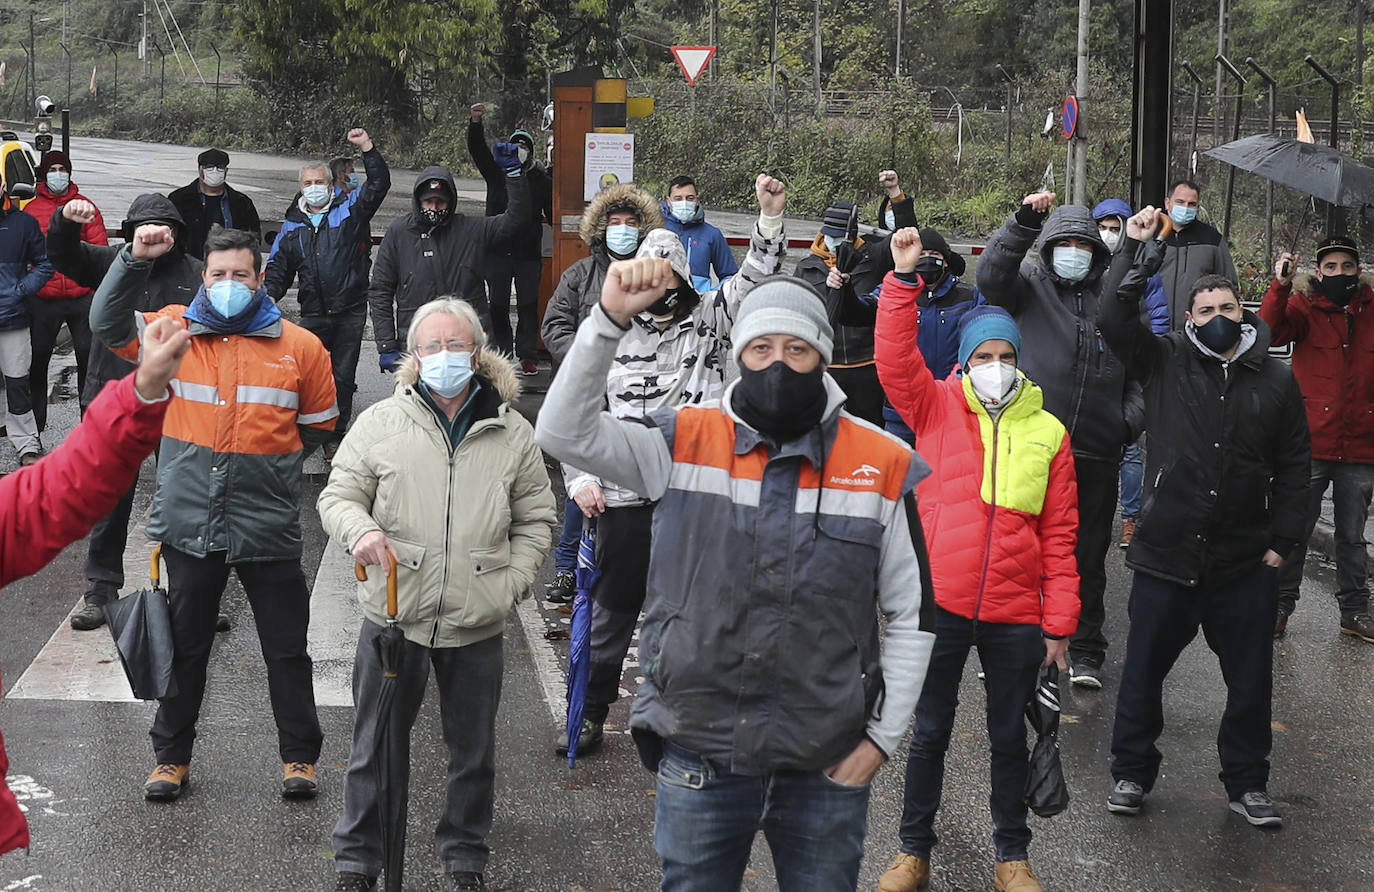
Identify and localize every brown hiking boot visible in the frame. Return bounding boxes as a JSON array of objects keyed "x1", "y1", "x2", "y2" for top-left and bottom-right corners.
[
  {"x1": 282, "y1": 761, "x2": 318, "y2": 799},
  {"x1": 878, "y1": 853, "x2": 930, "y2": 892},
  {"x1": 144, "y1": 763, "x2": 190, "y2": 801},
  {"x1": 995, "y1": 860, "x2": 1043, "y2": 892},
  {"x1": 1340, "y1": 613, "x2": 1374, "y2": 643},
  {"x1": 1118, "y1": 517, "x2": 1136, "y2": 549}
]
